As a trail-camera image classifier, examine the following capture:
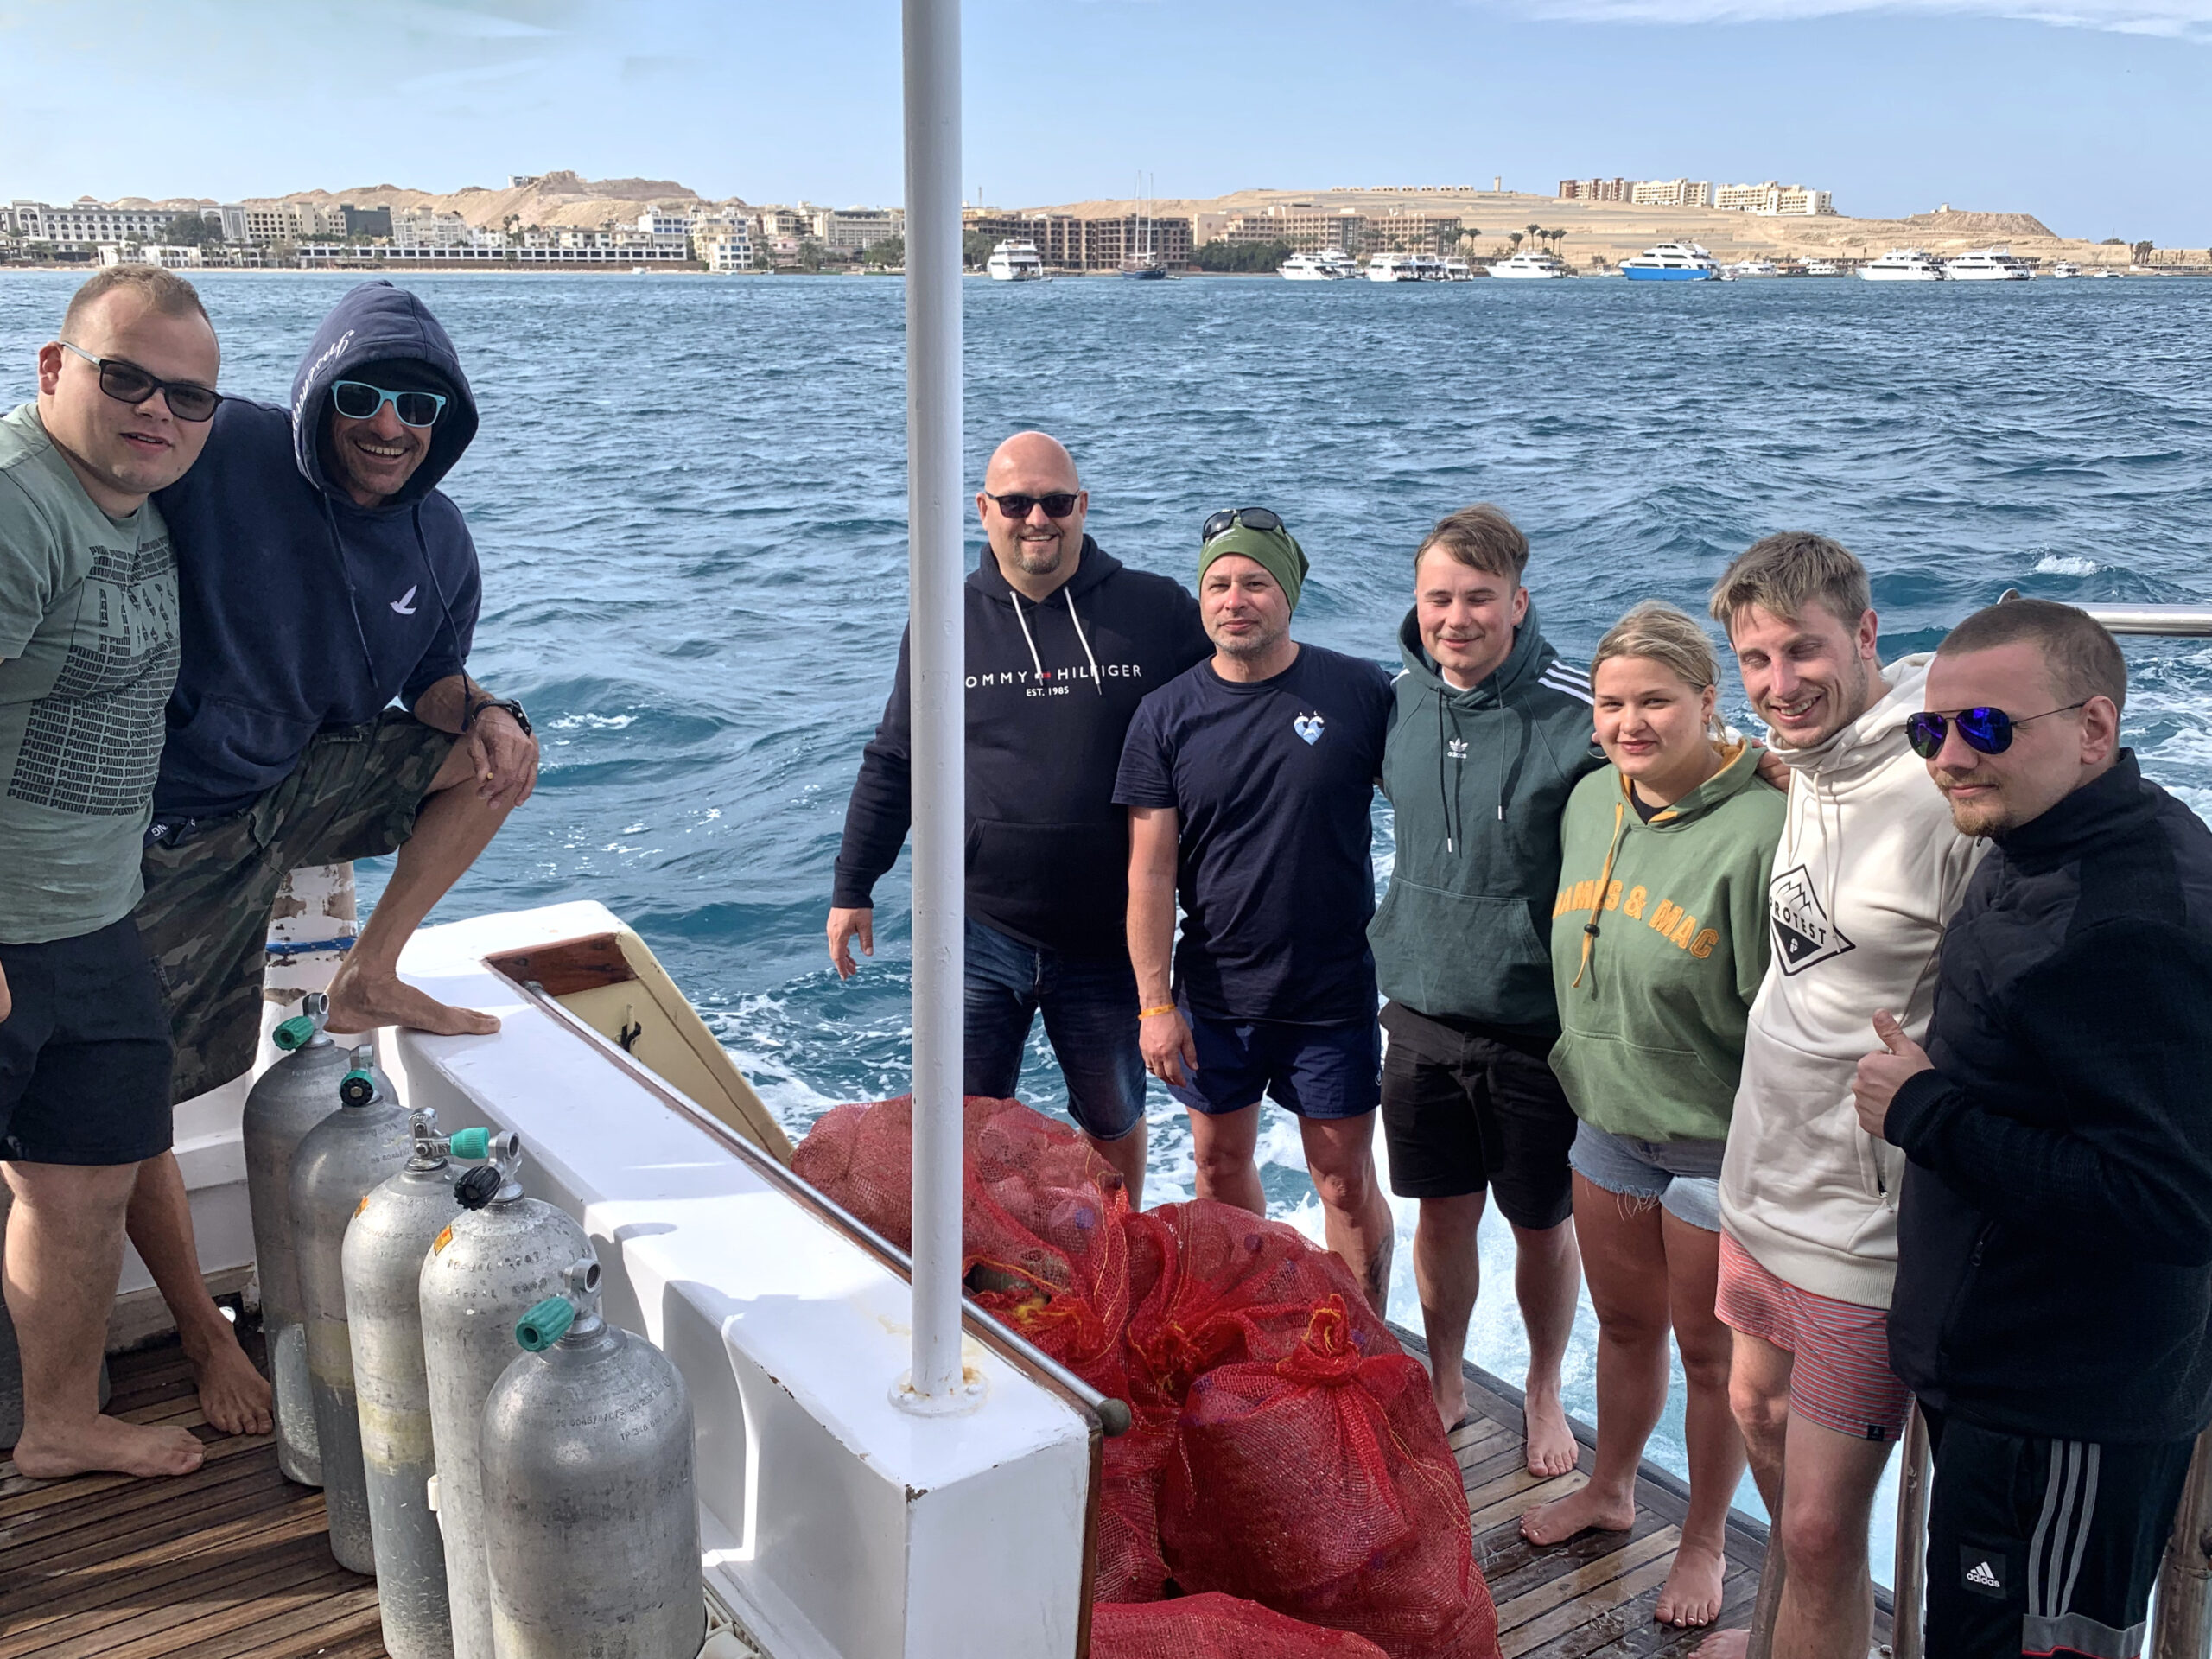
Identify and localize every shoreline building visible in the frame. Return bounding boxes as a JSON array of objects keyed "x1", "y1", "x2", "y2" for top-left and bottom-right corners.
[
  {"x1": 1219, "y1": 203, "x2": 1372, "y2": 253},
  {"x1": 1715, "y1": 181, "x2": 1837, "y2": 216},
  {"x1": 810, "y1": 206, "x2": 905, "y2": 256},
  {"x1": 964, "y1": 208, "x2": 1194, "y2": 272},
  {"x1": 1630, "y1": 179, "x2": 1716, "y2": 208},
  {"x1": 1558, "y1": 178, "x2": 1630, "y2": 202}
]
